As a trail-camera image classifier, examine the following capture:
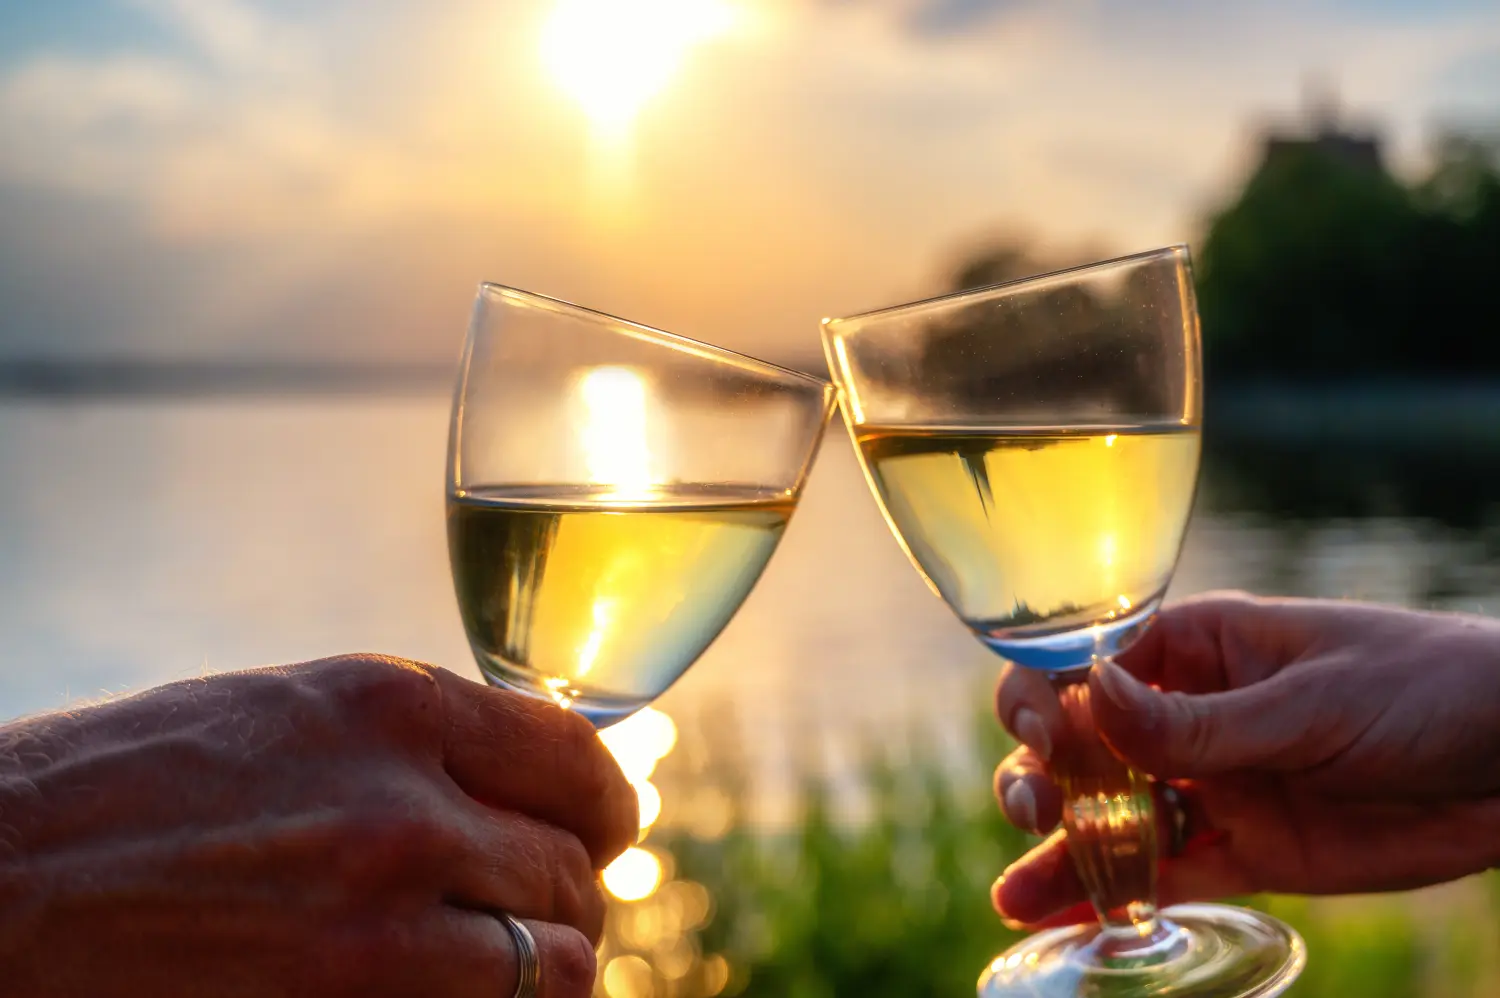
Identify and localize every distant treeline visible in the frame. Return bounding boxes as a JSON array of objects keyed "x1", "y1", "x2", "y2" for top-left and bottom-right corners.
[
  {"x1": 952, "y1": 132, "x2": 1500, "y2": 385},
  {"x1": 0, "y1": 359, "x2": 454, "y2": 398},
  {"x1": 1197, "y1": 133, "x2": 1500, "y2": 383}
]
